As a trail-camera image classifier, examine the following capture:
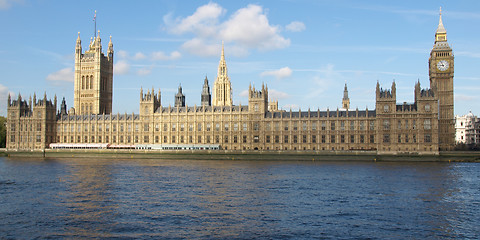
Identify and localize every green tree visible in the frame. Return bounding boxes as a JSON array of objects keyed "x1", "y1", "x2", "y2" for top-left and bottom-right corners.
[{"x1": 0, "y1": 116, "x2": 6, "y2": 148}]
